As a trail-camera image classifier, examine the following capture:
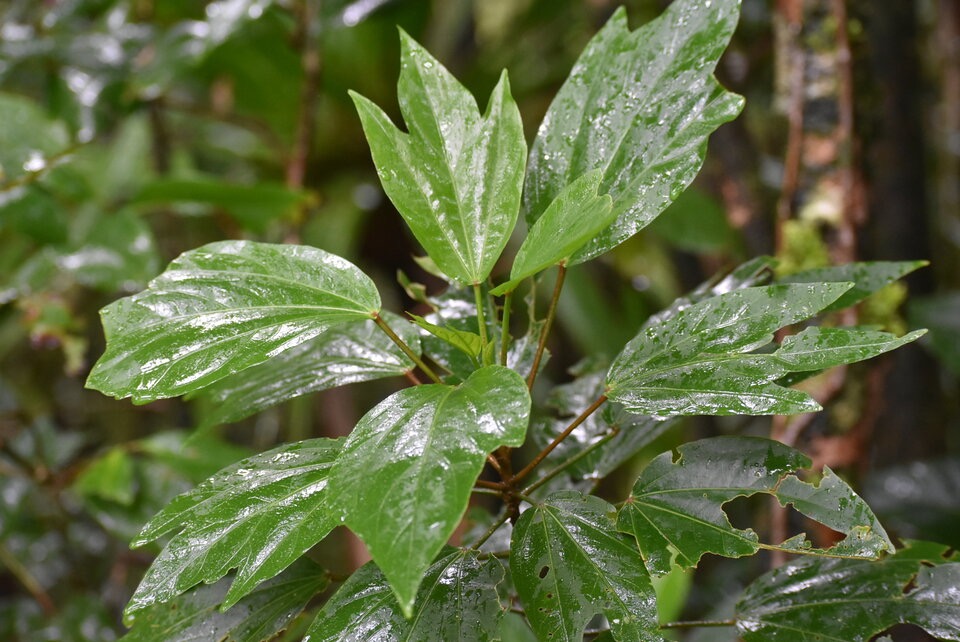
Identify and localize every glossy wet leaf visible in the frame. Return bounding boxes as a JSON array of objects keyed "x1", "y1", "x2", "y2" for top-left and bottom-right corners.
[
  {"x1": 617, "y1": 437, "x2": 893, "y2": 576},
  {"x1": 121, "y1": 558, "x2": 327, "y2": 640},
  {"x1": 491, "y1": 170, "x2": 613, "y2": 295},
  {"x1": 303, "y1": 549, "x2": 505, "y2": 642},
  {"x1": 773, "y1": 327, "x2": 925, "y2": 371},
  {"x1": 605, "y1": 283, "x2": 851, "y2": 416},
  {"x1": 735, "y1": 541, "x2": 960, "y2": 641},
  {"x1": 351, "y1": 32, "x2": 525, "y2": 285},
  {"x1": 511, "y1": 491, "x2": 662, "y2": 642},
  {"x1": 86, "y1": 240, "x2": 381, "y2": 403},
  {"x1": 126, "y1": 438, "x2": 342, "y2": 616},
  {"x1": 419, "y1": 286, "x2": 500, "y2": 383},
  {"x1": 523, "y1": 0, "x2": 743, "y2": 264},
  {"x1": 194, "y1": 313, "x2": 417, "y2": 425},
  {"x1": 780, "y1": 260, "x2": 927, "y2": 313},
  {"x1": 408, "y1": 313, "x2": 483, "y2": 361},
  {"x1": 328, "y1": 365, "x2": 530, "y2": 615}
]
